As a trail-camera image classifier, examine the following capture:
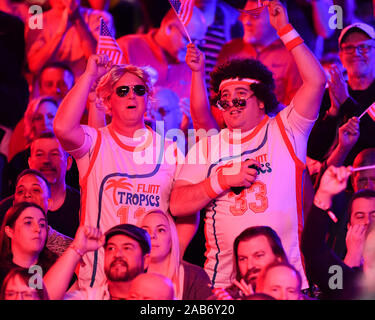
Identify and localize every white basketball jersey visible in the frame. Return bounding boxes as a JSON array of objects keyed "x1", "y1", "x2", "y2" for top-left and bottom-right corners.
[
  {"x1": 179, "y1": 111, "x2": 309, "y2": 289},
  {"x1": 78, "y1": 126, "x2": 180, "y2": 288}
]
